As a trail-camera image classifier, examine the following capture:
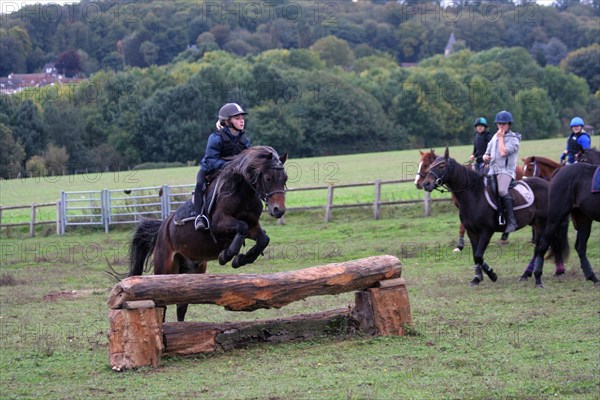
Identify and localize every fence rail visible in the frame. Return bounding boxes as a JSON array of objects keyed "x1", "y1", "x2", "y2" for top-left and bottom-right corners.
[{"x1": 1, "y1": 179, "x2": 450, "y2": 236}]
